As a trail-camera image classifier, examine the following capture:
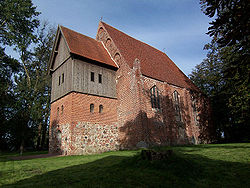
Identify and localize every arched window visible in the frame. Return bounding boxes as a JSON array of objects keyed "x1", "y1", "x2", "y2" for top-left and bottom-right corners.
[
  {"x1": 61, "y1": 105, "x2": 64, "y2": 115},
  {"x1": 99, "y1": 105, "x2": 103, "y2": 113},
  {"x1": 90, "y1": 103, "x2": 94, "y2": 113},
  {"x1": 173, "y1": 91, "x2": 181, "y2": 122},
  {"x1": 150, "y1": 86, "x2": 160, "y2": 110}
]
